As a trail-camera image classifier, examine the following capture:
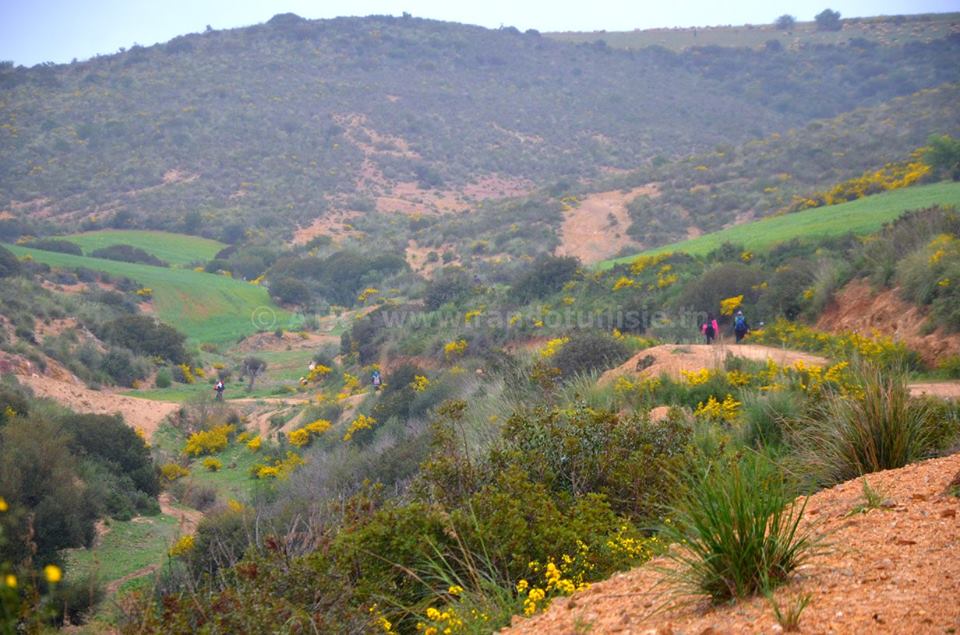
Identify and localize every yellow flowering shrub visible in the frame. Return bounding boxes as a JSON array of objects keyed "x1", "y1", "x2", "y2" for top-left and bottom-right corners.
[
  {"x1": 411, "y1": 375, "x2": 430, "y2": 392},
  {"x1": 630, "y1": 252, "x2": 672, "y2": 275},
  {"x1": 253, "y1": 451, "x2": 305, "y2": 479},
  {"x1": 788, "y1": 158, "x2": 931, "y2": 212},
  {"x1": 246, "y1": 435, "x2": 262, "y2": 451},
  {"x1": 337, "y1": 373, "x2": 361, "y2": 400},
  {"x1": 539, "y1": 337, "x2": 569, "y2": 359},
  {"x1": 343, "y1": 414, "x2": 377, "y2": 441},
  {"x1": 202, "y1": 457, "x2": 222, "y2": 471},
  {"x1": 464, "y1": 309, "x2": 483, "y2": 324},
  {"x1": 168, "y1": 535, "x2": 195, "y2": 557},
  {"x1": 177, "y1": 363, "x2": 195, "y2": 384},
  {"x1": 288, "y1": 428, "x2": 311, "y2": 448},
  {"x1": 160, "y1": 463, "x2": 190, "y2": 481},
  {"x1": 135, "y1": 287, "x2": 153, "y2": 297},
  {"x1": 443, "y1": 339, "x2": 468, "y2": 359},
  {"x1": 680, "y1": 368, "x2": 712, "y2": 386},
  {"x1": 517, "y1": 543, "x2": 593, "y2": 617},
  {"x1": 694, "y1": 394, "x2": 741, "y2": 422},
  {"x1": 357, "y1": 287, "x2": 380, "y2": 303},
  {"x1": 184, "y1": 424, "x2": 235, "y2": 456},
  {"x1": 305, "y1": 364, "x2": 332, "y2": 383},
  {"x1": 720, "y1": 294, "x2": 743, "y2": 316},
  {"x1": 612, "y1": 276, "x2": 634, "y2": 291}
]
